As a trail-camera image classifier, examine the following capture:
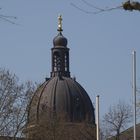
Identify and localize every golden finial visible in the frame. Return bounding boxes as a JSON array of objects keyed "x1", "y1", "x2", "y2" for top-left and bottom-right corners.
[{"x1": 57, "y1": 14, "x2": 63, "y2": 32}]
